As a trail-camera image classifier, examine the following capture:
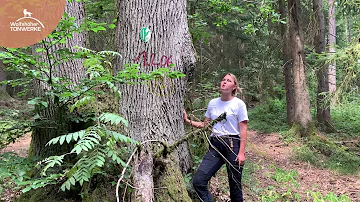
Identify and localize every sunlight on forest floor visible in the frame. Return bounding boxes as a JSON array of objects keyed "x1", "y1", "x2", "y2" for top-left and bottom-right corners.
[{"x1": 0, "y1": 132, "x2": 31, "y2": 157}]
